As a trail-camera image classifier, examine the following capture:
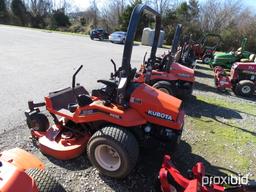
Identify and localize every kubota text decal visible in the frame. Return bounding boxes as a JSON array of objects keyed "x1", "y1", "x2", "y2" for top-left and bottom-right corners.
[{"x1": 147, "y1": 110, "x2": 172, "y2": 121}]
